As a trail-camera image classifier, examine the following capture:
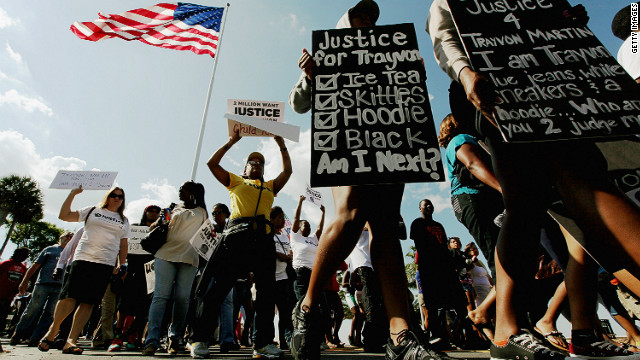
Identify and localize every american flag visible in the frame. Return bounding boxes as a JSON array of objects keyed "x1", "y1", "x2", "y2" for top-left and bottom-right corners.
[
  {"x1": 70, "y1": 3, "x2": 224, "y2": 57},
  {"x1": 283, "y1": 213, "x2": 293, "y2": 239}
]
